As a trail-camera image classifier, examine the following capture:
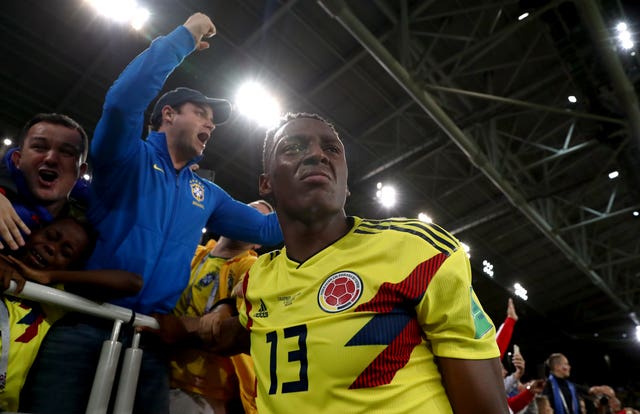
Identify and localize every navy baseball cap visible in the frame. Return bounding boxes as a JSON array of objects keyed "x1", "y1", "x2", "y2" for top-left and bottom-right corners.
[{"x1": 151, "y1": 87, "x2": 232, "y2": 126}]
